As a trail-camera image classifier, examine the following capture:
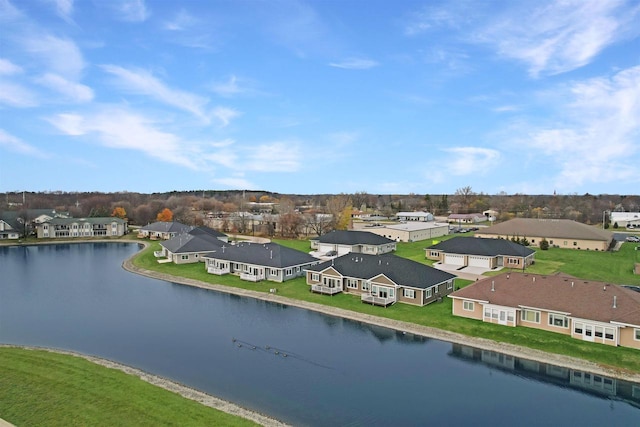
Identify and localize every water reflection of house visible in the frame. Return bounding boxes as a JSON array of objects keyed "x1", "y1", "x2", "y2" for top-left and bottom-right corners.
[{"x1": 449, "y1": 343, "x2": 640, "y2": 408}]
